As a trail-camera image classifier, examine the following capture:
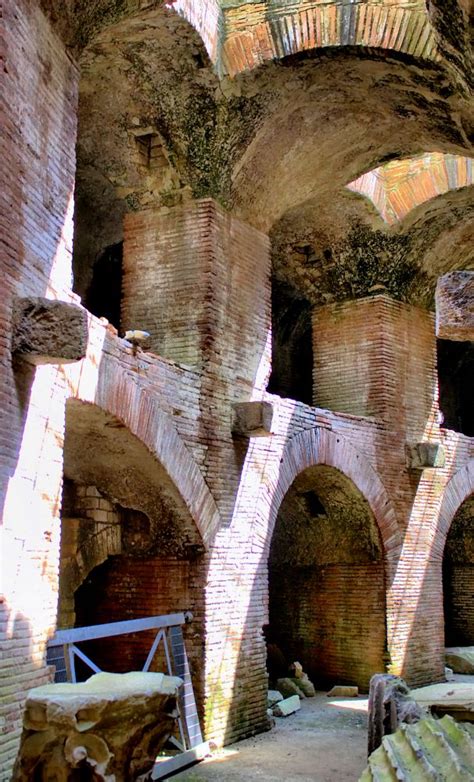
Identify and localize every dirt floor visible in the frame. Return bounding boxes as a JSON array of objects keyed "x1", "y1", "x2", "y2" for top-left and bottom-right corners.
[{"x1": 174, "y1": 692, "x2": 369, "y2": 782}]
